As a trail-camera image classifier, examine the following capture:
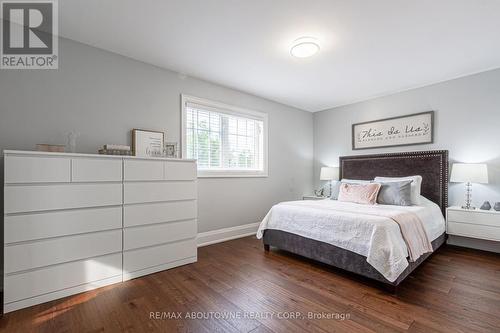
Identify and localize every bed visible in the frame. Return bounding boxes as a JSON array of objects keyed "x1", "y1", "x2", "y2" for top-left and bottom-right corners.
[{"x1": 257, "y1": 150, "x2": 449, "y2": 289}]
